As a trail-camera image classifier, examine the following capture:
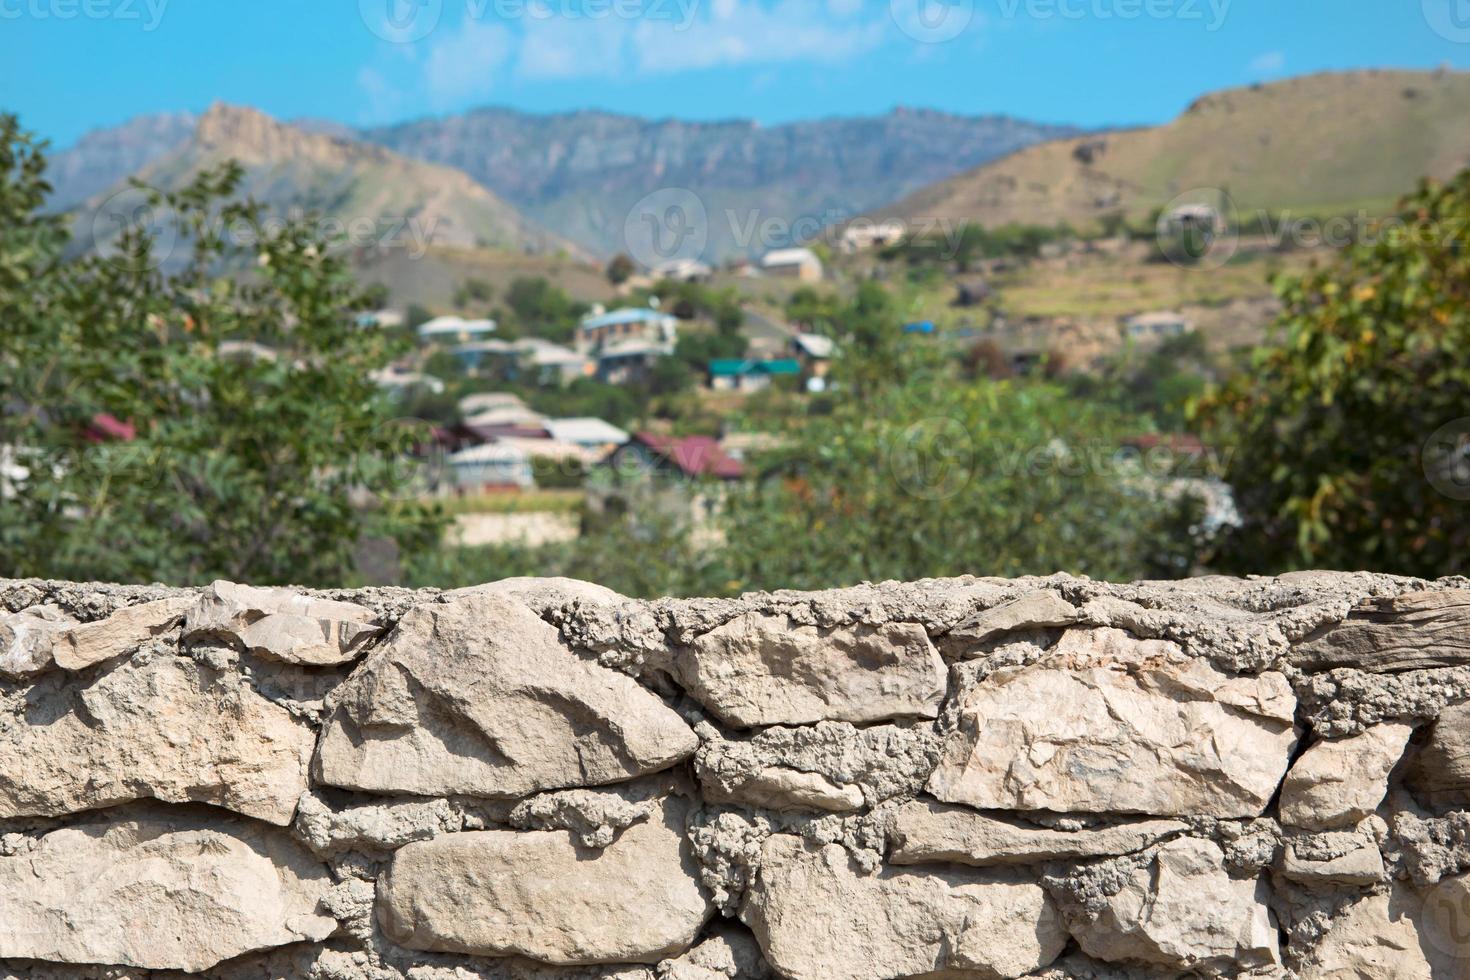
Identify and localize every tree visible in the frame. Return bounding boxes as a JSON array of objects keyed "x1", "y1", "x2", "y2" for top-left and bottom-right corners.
[
  {"x1": 719, "y1": 344, "x2": 1201, "y2": 592},
  {"x1": 1195, "y1": 173, "x2": 1470, "y2": 577},
  {"x1": 503, "y1": 276, "x2": 585, "y2": 343},
  {"x1": 606, "y1": 253, "x2": 636, "y2": 286},
  {"x1": 0, "y1": 117, "x2": 444, "y2": 585}
]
